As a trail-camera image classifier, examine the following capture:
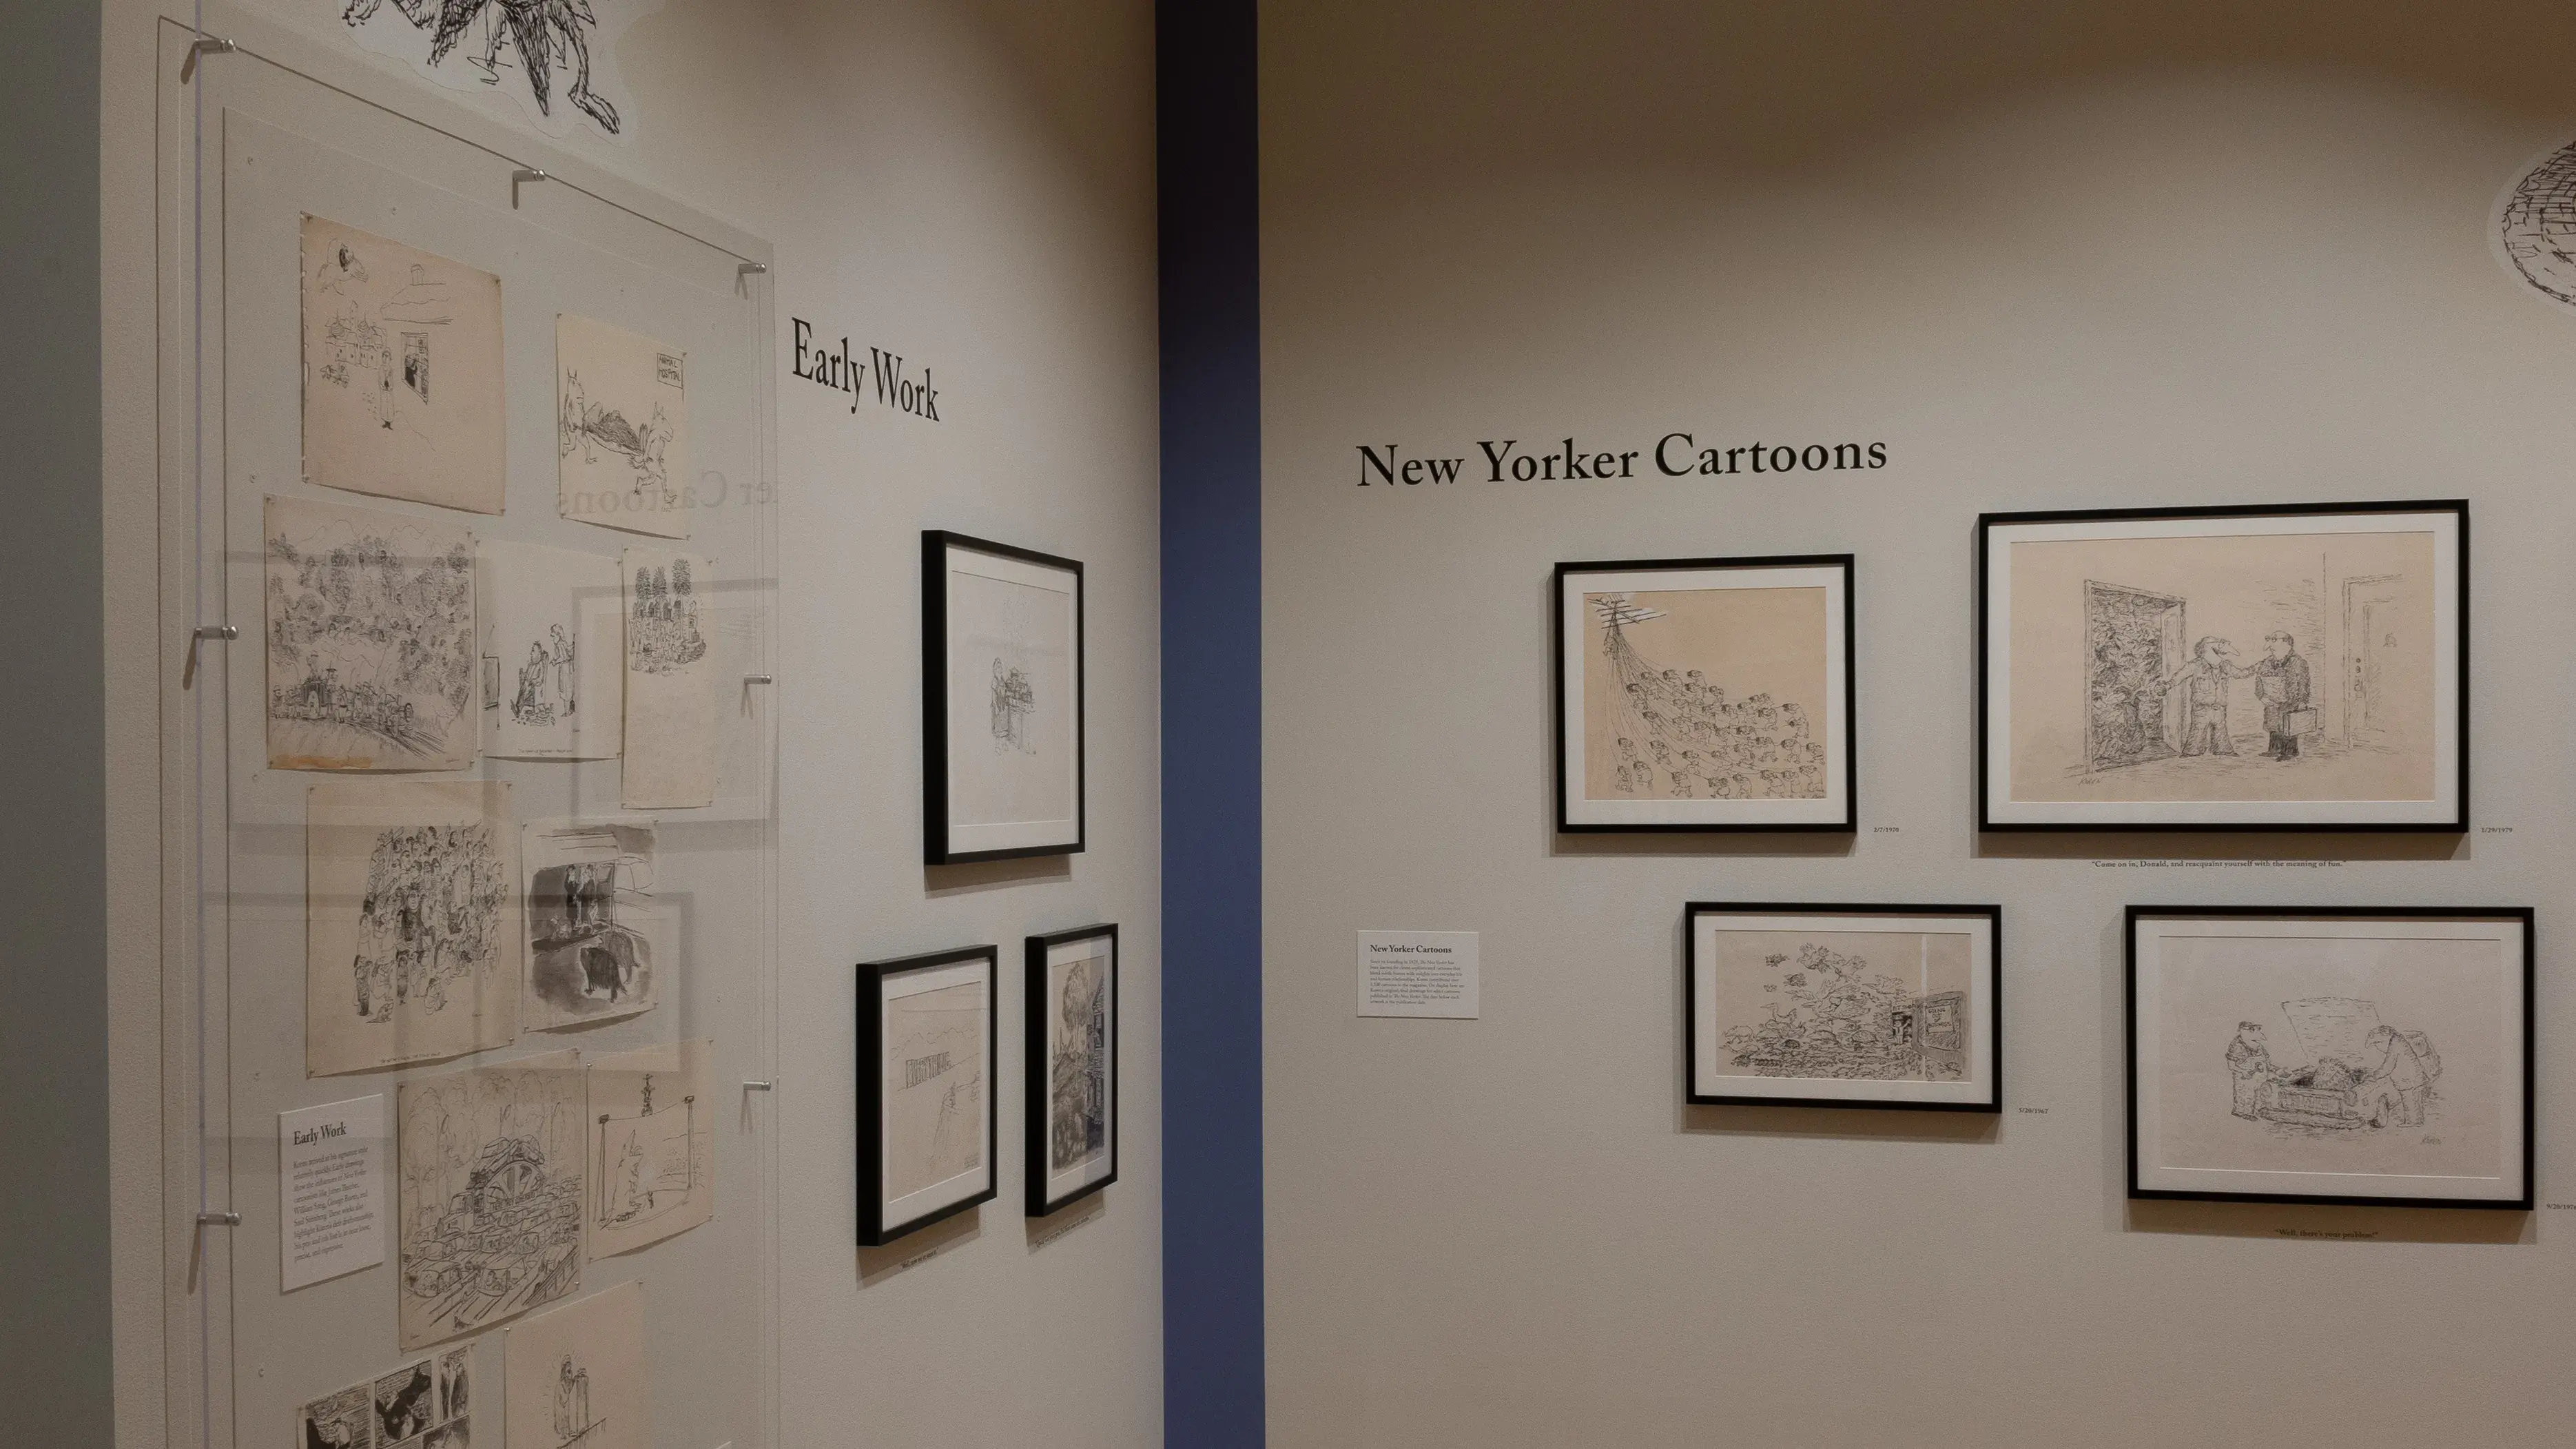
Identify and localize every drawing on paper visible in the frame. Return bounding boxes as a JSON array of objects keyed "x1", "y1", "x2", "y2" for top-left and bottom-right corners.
[
  {"x1": 1049, "y1": 954, "x2": 1109, "y2": 1172},
  {"x1": 505, "y1": 1282, "x2": 646, "y2": 1449},
  {"x1": 523, "y1": 819, "x2": 659, "y2": 1031},
  {"x1": 398, "y1": 1060, "x2": 584, "y2": 1349},
  {"x1": 375, "y1": 1361, "x2": 437, "y2": 1442},
  {"x1": 626, "y1": 557, "x2": 704, "y2": 673},
  {"x1": 299, "y1": 1382, "x2": 374, "y2": 1449},
  {"x1": 945, "y1": 564, "x2": 1075, "y2": 828},
  {"x1": 1709, "y1": 932, "x2": 1972, "y2": 1082},
  {"x1": 557, "y1": 315, "x2": 690, "y2": 537},
  {"x1": 2006, "y1": 528, "x2": 2439, "y2": 803},
  {"x1": 424, "y1": 1421, "x2": 473, "y2": 1449},
  {"x1": 2223, "y1": 1000, "x2": 2442, "y2": 1136},
  {"x1": 437, "y1": 1347, "x2": 471, "y2": 1425},
  {"x1": 885, "y1": 982, "x2": 986, "y2": 1200},
  {"x1": 349, "y1": 821, "x2": 511, "y2": 1029},
  {"x1": 266, "y1": 495, "x2": 479, "y2": 772},
  {"x1": 300, "y1": 218, "x2": 505, "y2": 513},
  {"x1": 586, "y1": 1041, "x2": 712, "y2": 1257},
  {"x1": 480, "y1": 537, "x2": 621, "y2": 759},
  {"x1": 990, "y1": 658, "x2": 1038, "y2": 754},
  {"x1": 341, "y1": 0, "x2": 626, "y2": 134},
  {"x1": 1581, "y1": 587, "x2": 1828, "y2": 801},
  {"x1": 2502, "y1": 138, "x2": 2576, "y2": 307},
  {"x1": 620, "y1": 547, "x2": 719, "y2": 810},
  {"x1": 309, "y1": 780, "x2": 519, "y2": 1076}
]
